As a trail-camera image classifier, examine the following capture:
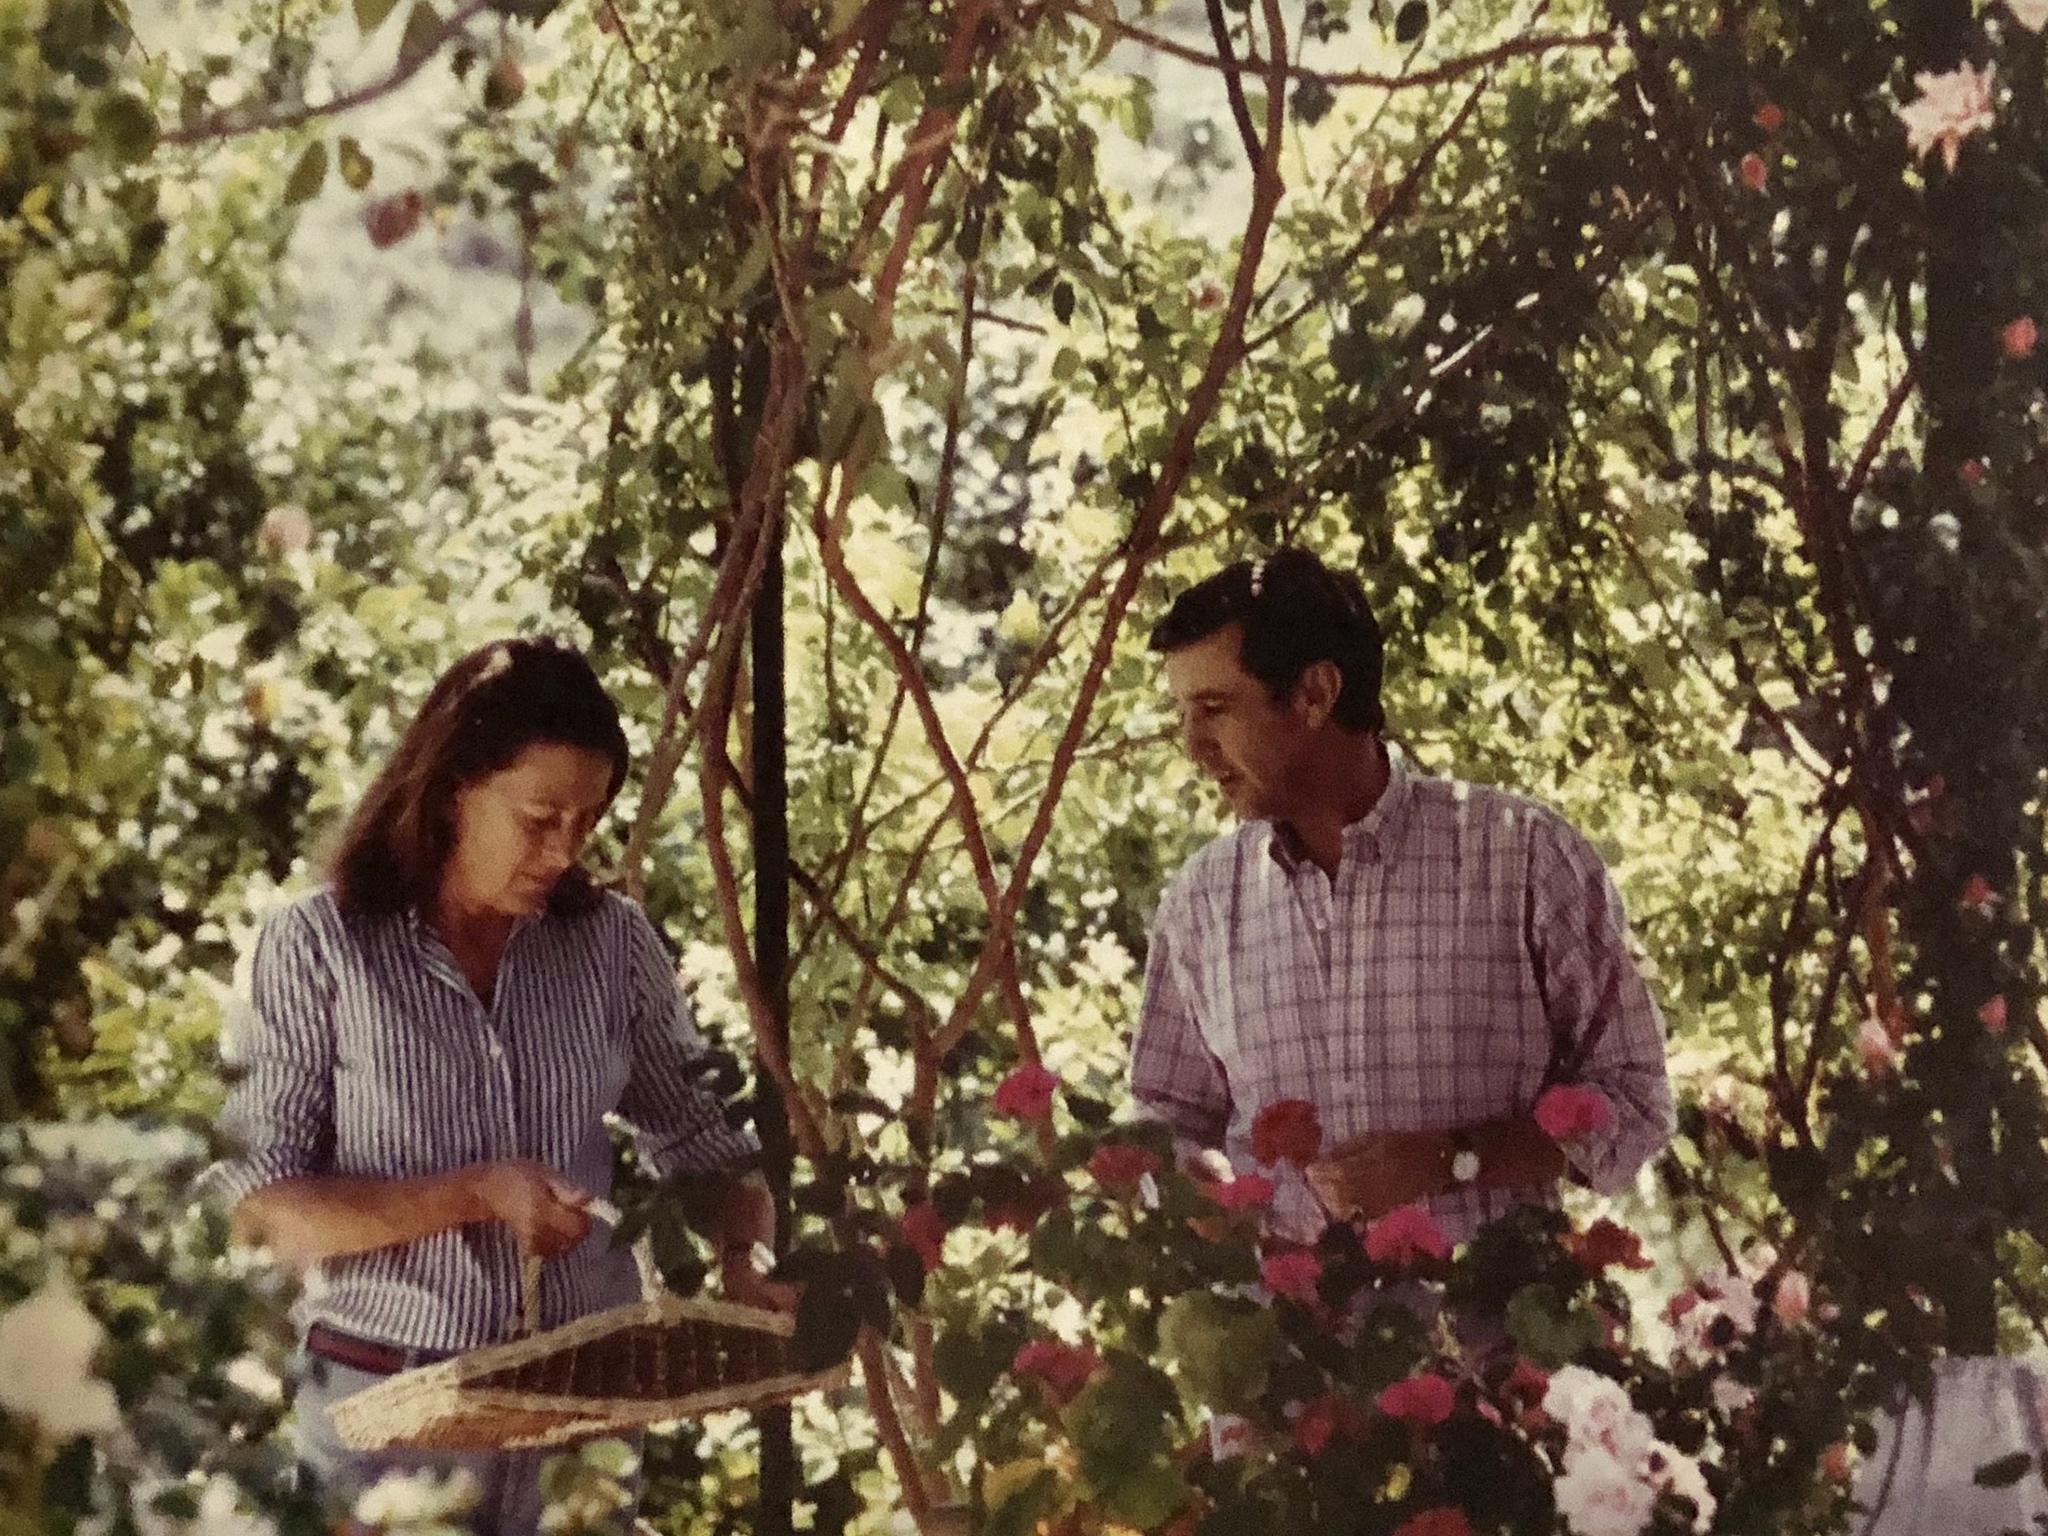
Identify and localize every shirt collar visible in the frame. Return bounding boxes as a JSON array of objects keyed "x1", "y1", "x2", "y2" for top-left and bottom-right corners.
[{"x1": 1266, "y1": 742, "x2": 1415, "y2": 872}]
